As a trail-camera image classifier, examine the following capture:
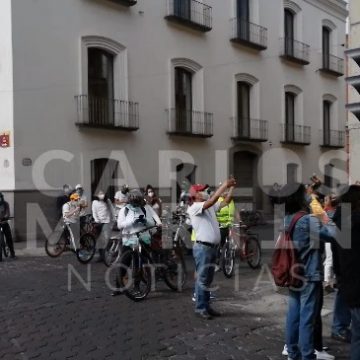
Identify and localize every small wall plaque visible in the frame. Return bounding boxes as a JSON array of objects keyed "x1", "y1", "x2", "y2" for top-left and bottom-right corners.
[{"x1": 22, "y1": 158, "x2": 32, "y2": 166}]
